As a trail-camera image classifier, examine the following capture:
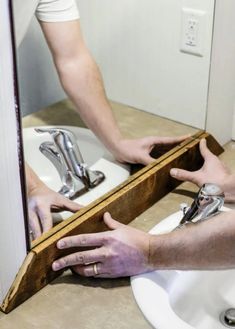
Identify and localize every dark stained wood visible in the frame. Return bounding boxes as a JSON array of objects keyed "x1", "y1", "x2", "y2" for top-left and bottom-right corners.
[
  {"x1": 31, "y1": 130, "x2": 204, "y2": 248},
  {"x1": 1, "y1": 132, "x2": 223, "y2": 313}
]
